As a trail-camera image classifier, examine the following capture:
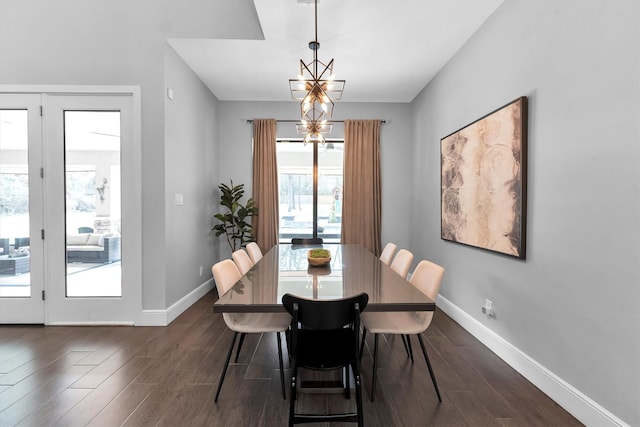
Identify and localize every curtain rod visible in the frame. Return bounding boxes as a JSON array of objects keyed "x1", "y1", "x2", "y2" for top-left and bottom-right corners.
[{"x1": 246, "y1": 119, "x2": 386, "y2": 124}]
